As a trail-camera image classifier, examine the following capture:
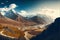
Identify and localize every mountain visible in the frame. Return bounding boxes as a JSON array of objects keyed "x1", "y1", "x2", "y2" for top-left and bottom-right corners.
[
  {"x1": 15, "y1": 15, "x2": 37, "y2": 26},
  {"x1": 4, "y1": 10, "x2": 18, "y2": 20},
  {"x1": 27, "y1": 14, "x2": 52, "y2": 25},
  {"x1": 0, "y1": 13, "x2": 23, "y2": 27},
  {"x1": 0, "y1": 9, "x2": 53, "y2": 40},
  {"x1": 4, "y1": 9, "x2": 52, "y2": 26},
  {"x1": 28, "y1": 16, "x2": 46, "y2": 24},
  {"x1": 4, "y1": 9, "x2": 37, "y2": 26}
]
